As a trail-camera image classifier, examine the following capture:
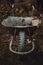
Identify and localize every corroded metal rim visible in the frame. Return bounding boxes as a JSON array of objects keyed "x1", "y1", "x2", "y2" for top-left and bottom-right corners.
[{"x1": 1, "y1": 16, "x2": 41, "y2": 28}]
